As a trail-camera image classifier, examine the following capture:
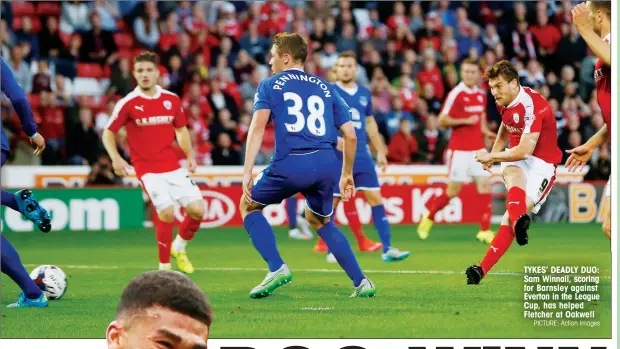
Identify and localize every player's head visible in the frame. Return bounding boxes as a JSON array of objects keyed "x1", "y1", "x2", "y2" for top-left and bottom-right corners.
[
  {"x1": 586, "y1": 1, "x2": 611, "y2": 36},
  {"x1": 484, "y1": 60, "x2": 520, "y2": 107},
  {"x1": 336, "y1": 51, "x2": 358, "y2": 84},
  {"x1": 133, "y1": 51, "x2": 160, "y2": 91},
  {"x1": 106, "y1": 270, "x2": 212, "y2": 349},
  {"x1": 270, "y1": 32, "x2": 308, "y2": 74},
  {"x1": 460, "y1": 58, "x2": 481, "y2": 88}
]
